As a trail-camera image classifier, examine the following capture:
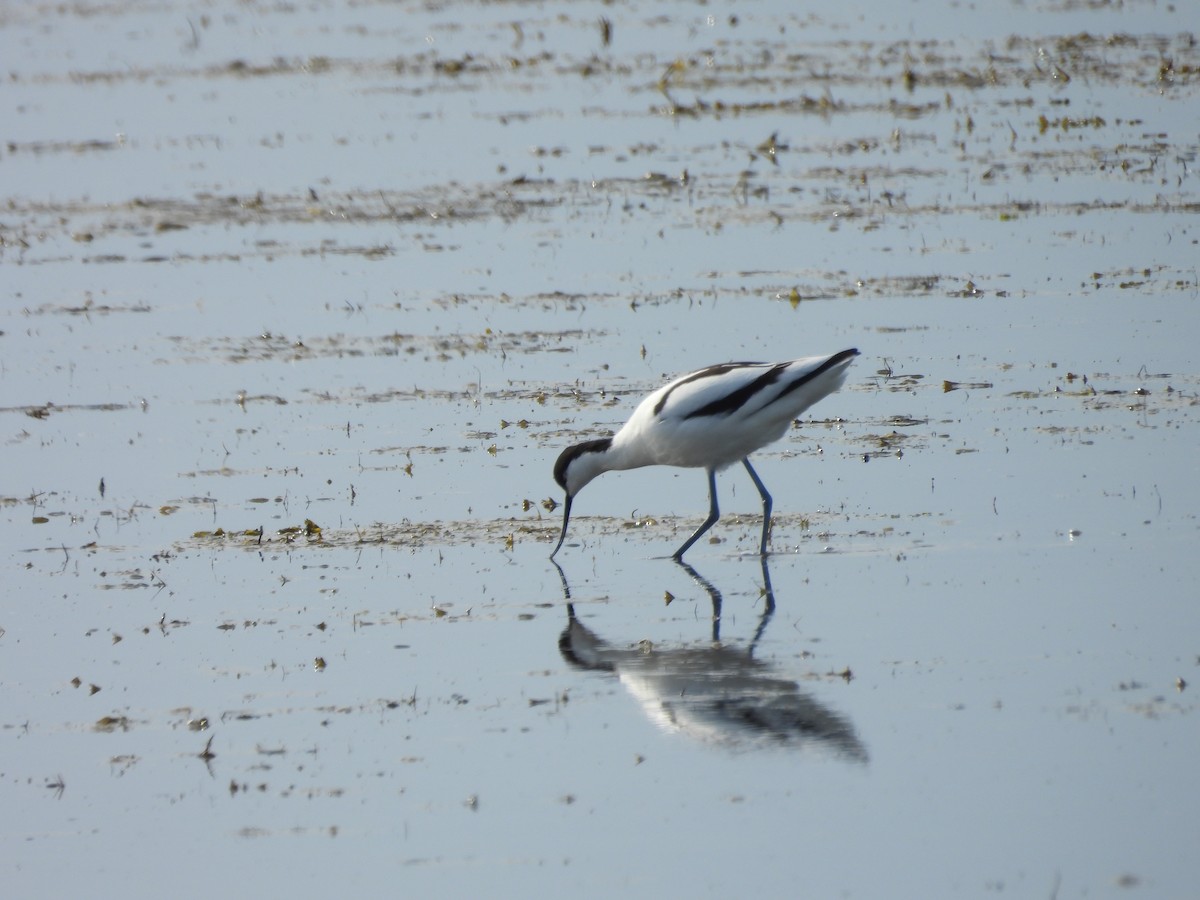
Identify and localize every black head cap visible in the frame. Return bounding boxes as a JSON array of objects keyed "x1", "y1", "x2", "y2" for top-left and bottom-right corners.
[{"x1": 553, "y1": 437, "x2": 613, "y2": 493}]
